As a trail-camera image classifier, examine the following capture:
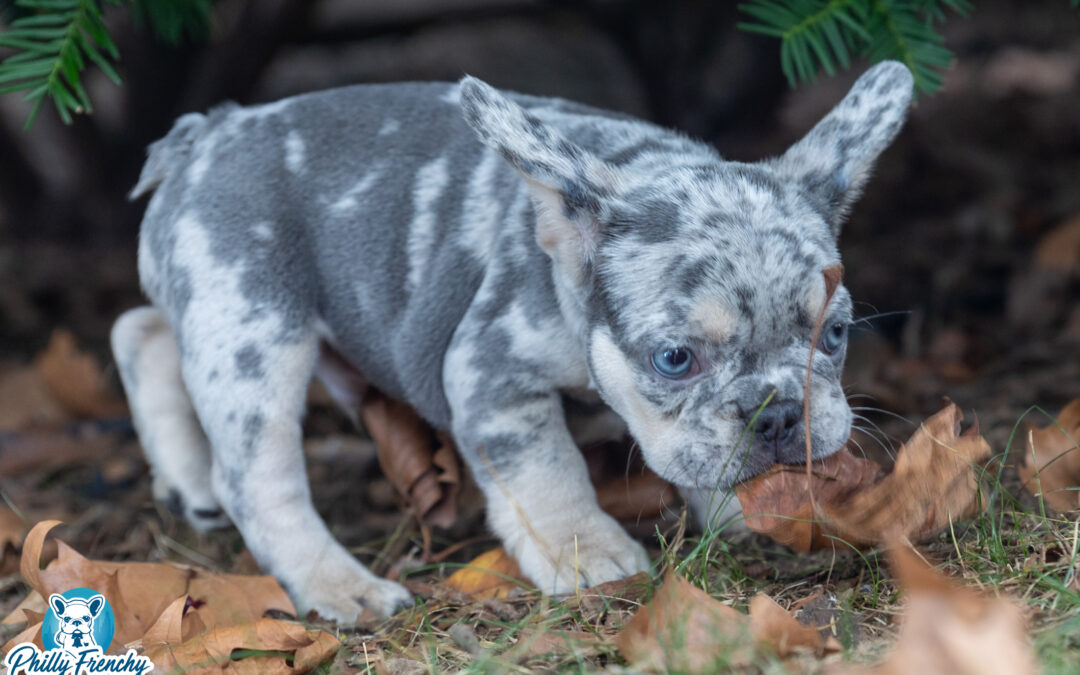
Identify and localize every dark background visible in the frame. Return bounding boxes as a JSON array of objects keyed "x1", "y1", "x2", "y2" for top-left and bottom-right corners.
[{"x1": 0, "y1": 0, "x2": 1078, "y2": 450}]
